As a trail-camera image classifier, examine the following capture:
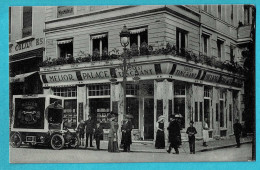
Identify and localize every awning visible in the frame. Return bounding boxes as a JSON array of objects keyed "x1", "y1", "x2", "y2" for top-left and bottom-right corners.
[
  {"x1": 10, "y1": 71, "x2": 38, "y2": 83},
  {"x1": 57, "y1": 39, "x2": 73, "y2": 45},
  {"x1": 130, "y1": 28, "x2": 147, "y2": 34},
  {"x1": 91, "y1": 33, "x2": 107, "y2": 40}
]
